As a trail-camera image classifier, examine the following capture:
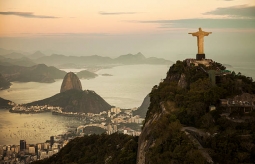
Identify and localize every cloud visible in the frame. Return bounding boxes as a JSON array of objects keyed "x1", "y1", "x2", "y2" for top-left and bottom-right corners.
[
  {"x1": 0, "y1": 11, "x2": 59, "y2": 18},
  {"x1": 17, "y1": 32, "x2": 110, "y2": 37},
  {"x1": 99, "y1": 11, "x2": 138, "y2": 15},
  {"x1": 125, "y1": 5, "x2": 255, "y2": 29},
  {"x1": 131, "y1": 18, "x2": 255, "y2": 29},
  {"x1": 204, "y1": 5, "x2": 255, "y2": 18}
]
